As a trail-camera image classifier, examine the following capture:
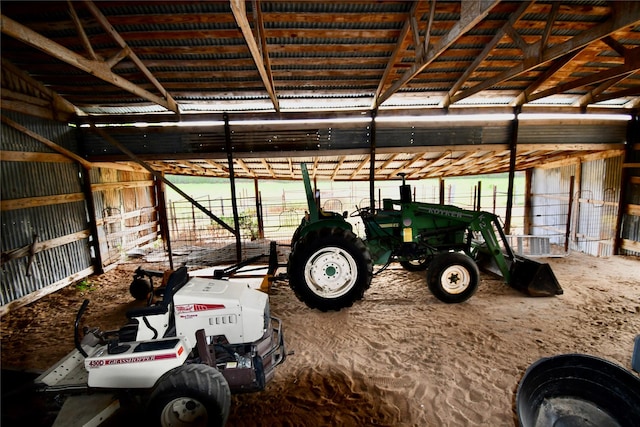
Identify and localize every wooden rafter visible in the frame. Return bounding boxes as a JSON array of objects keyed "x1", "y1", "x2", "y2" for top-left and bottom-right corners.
[
  {"x1": 528, "y1": 51, "x2": 640, "y2": 103},
  {"x1": 0, "y1": 14, "x2": 177, "y2": 113},
  {"x1": 451, "y1": 3, "x2": 640, "y2": 104},
  {"x1": 350, "y1": 156, "x2": 371, "y2": 180},
  {"x1": 331, "y1": 156, "x2": 346, "y2": 180},
  {"x1": 442, "y1": 0, "x2": 532, "y2": 109},
  {"x1": 82, "y1": 1, "x2": 179, "y2": 115},
  {"x1": 375, "y1": 0, "x2": 501, "y2": 108},
  {"x1": 230, "y1": 0, "x2": 280, "y2": 112}
]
